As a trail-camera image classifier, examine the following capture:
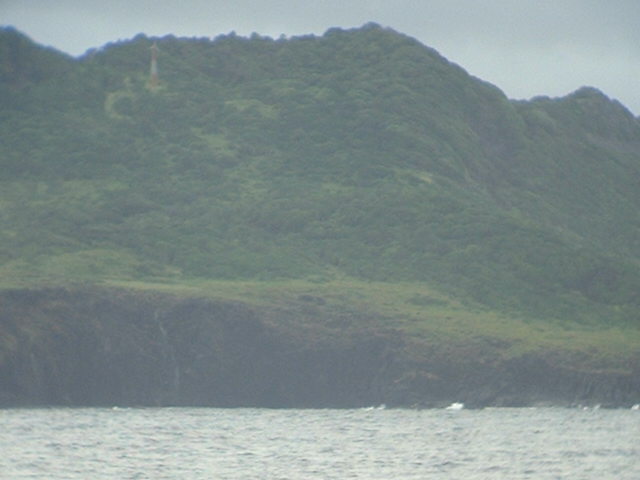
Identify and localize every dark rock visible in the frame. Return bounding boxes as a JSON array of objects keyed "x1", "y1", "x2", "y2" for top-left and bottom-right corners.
[{"x1": 0, "y1": 288, "x2": 638, "y2": 408}]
